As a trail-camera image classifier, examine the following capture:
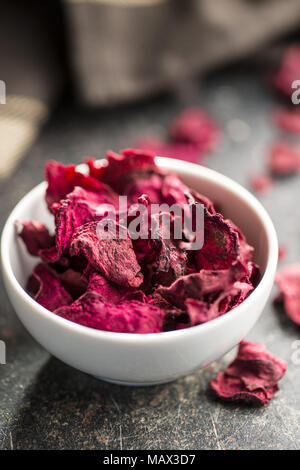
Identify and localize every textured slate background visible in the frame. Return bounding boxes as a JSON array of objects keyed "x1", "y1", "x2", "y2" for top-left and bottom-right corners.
[{"x1": 1, "y1": 67, "x2": 300, "y2": 450}]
